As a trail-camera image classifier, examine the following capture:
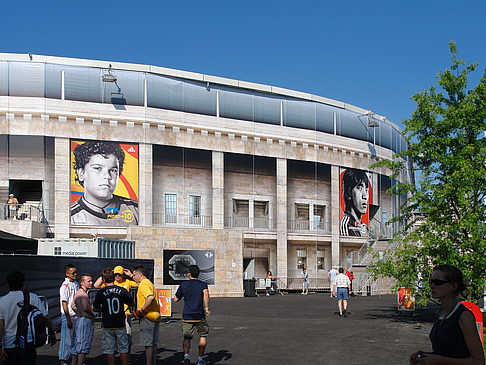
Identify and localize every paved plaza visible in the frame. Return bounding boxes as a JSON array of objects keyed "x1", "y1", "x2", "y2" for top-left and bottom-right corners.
[{"x1": 37, "y1": 293, "x2": 436, "y2": 364}]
